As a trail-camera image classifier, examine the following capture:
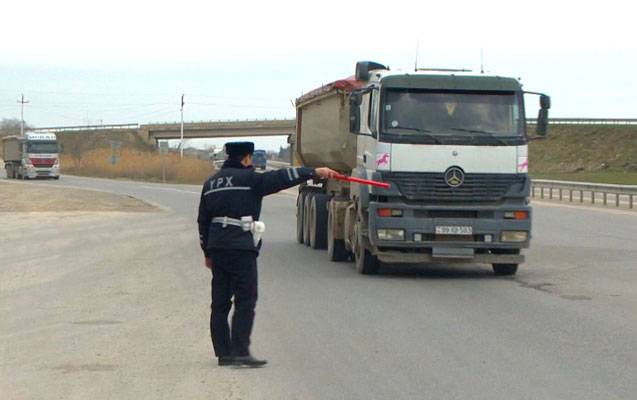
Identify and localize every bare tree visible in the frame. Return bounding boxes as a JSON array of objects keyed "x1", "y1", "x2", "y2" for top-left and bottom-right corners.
[
  {"x1": 0, "y1": 118, "x2": 30, "y2": 138},
  {"x1": 60, "y1": 134, "x2": 97, "y2": 169}
]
